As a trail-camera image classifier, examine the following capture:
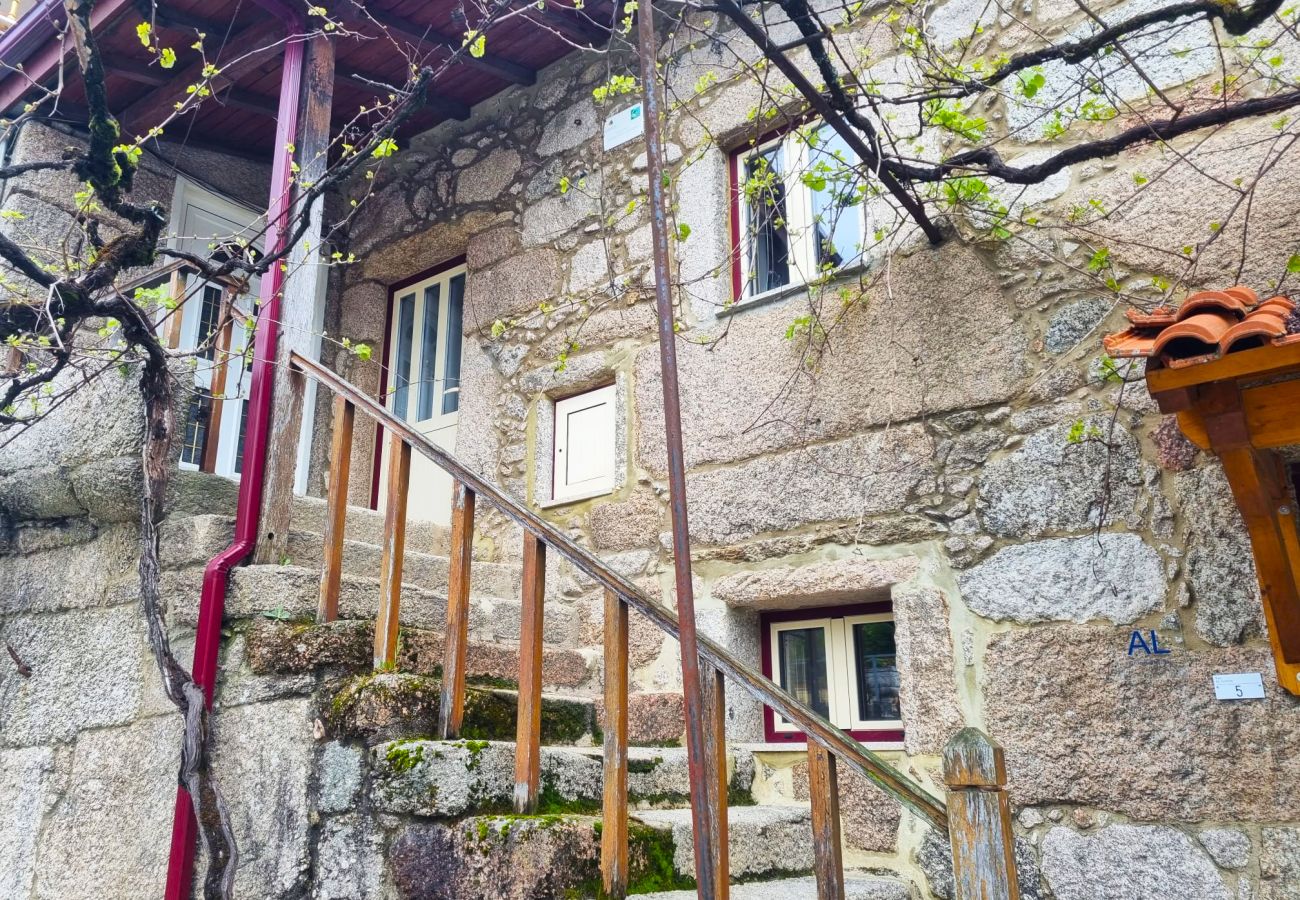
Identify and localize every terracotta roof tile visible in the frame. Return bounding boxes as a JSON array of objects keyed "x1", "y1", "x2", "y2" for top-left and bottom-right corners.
[{"x1": 1103, "y1": 286, "x2": 1295, "y2": 368}]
